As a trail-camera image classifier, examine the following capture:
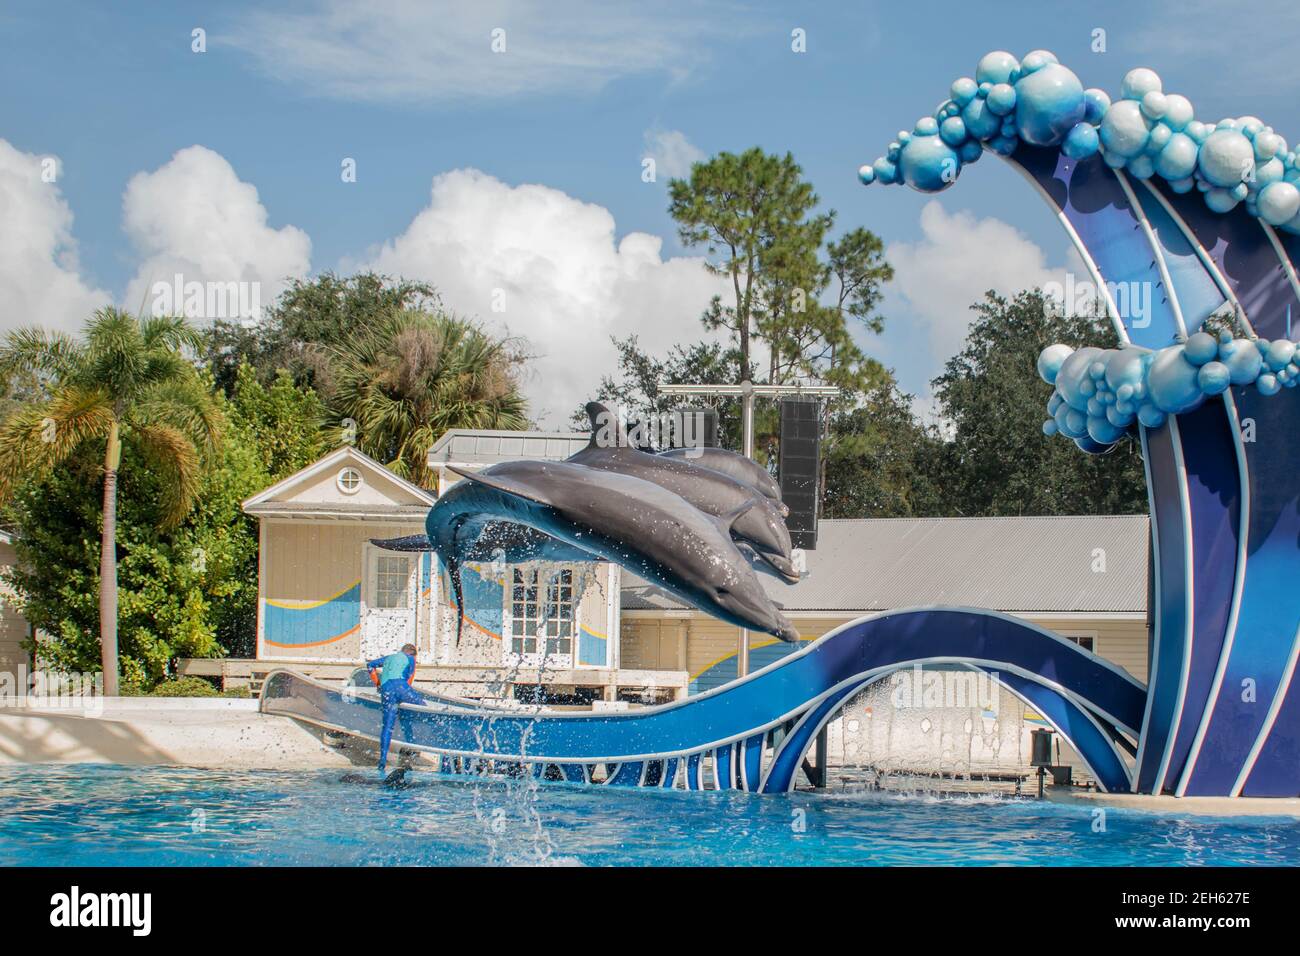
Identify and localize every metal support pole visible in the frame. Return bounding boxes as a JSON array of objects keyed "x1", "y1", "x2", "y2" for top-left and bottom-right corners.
[
  {"x1": 738, "y1": 380, "x2": 754, "y2": 678},
  {"x1": 815, "y1": 724, "x2": 829, "y2": 789},
  {"x1": 655, "y1": 380, "x2": 839, "y2": 683}
]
